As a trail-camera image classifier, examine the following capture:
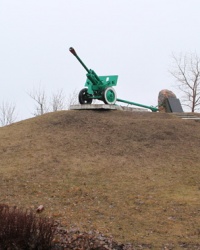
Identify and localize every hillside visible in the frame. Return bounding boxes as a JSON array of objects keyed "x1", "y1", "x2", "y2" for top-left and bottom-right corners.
[{"x1": 0, "y1": 110, "x2": 200, "y2": 249}]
